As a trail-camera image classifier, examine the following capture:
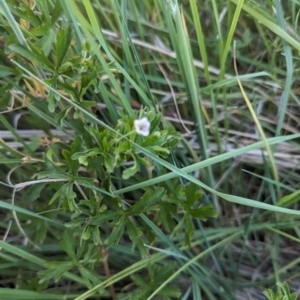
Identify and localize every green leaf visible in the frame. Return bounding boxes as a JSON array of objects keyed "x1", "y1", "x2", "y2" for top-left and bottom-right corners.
[
  {"x1": 60, "y1": 230, "x2": 77, "y2": 260},
  {"x1": 56, "y1": 23, "x2": 73, "y2": 68},
  {"x1": 31, "y1": 25, "x2": 49, "y2": 36},
  {"x1": 74, "y1": 176, "x2": 95, "y2": 186},
  {"x1": 82, "y1": 243, "x2": 97, "y2": 263},
  {"x1": 126, "y1": 220, "x2": 148, "y2": 258},
  {"x1": 88, "y1": 211, "x2": 121, "y2": 225},
  {"x1": 38, "y1": 261, "x2": 74, "y2": 283},
  {"x1": 18, "y1": 4, "x2": 41, "y2": 27},
  {"x1": 78, "y1": 266, "x2": 104, "y2": 291},
  {"x1": 0, "y1": 66, "x2": 19, "y2": 77},
  {"x1": 127, "y1": 187, "x2": 165, "y2": 216},
  {"x1": 185, "y1": 183, "x2": 202, "y2": 208},
  {"x1": 188, "y1": 205, "x2": 218, "y2": 220},
  {"x1": 37, "y1": 163, "x2": 71, "y2": 179},
  {"x1": 277, "y1": 282, "x2": 297, "y2": 300},
  {"x1": 159, "y1": 285, "x2": 182, "y2": 298},
  {"x1": 0, "y1": 288, "x2": 72, "y2": 300},
  {"x1": 9, "y1": 43, "x2": 55, "y2": 71},
  {"x1": 58, "y1": 61, "x2": 73, "y2": 73},
  {"x1": 0, "y1": 88, "x2": 12, "y2": 108},
  {"x1": 184, "y1": 216, "x2": 194, "y2": 247},
  {"x1": 35, "y1": 1, "x2": 50, "y2": 23},
  {"x1": 80, "y1": 71, "x2": 97, "y2": 97},
  {"x1": 62, "y1": 149, "x2": 80, "y2": 177},
  {"x1": 104, "y1": 220, "x2": 125, "y2": 248},
  {"x1": 54, "y1": 106, "x2": 72, "y2": 126},
  {"x1": 51, "y1": 0, "x2": 63, "y2": 25},
  {"x1": 36, "y1": 29, "x2": 56, "y2": 56},
  {"x1": 149, "y1": 145, "x2": 170, "y2": 157},
  {"x1": 85, "y1": 126, "x2": 102, "y2": 147},
  {"x1": 276, "y1": 190, "x2": 300, "y2": 207},
  {"x1": 158, "y1": 202, "x2": 176, "y2": 232},
  {"x1": 62, "y1": 139, "x2": 80, "y2": 175},
  {"x1": 48, "y1": 184, "x2": 64, "y2": 205},
  {"x1": 48, "y1": 183, "x2": 77, "y2": 211},
  {"x1": 65, "y1": 183, "x2": 77, "y2": 212},
  {"x1": 0, "y1": 200, "x2": 61, "y2": 226},
  {"x1": 71, "y1": 149, "x2": 101, "y2": 160},
  {"x1": 115, "y1": 140, "x2": 131, "y2": 153},
  {"x1": 26, "y1": 183, "x2": 47, "y2": 202},
  {"x1": 69, "y1": 120, "x2": 94, "y2": 148},
  {"x1": 65, "y1": 218, "x2": 85, "y2": 228},
  {"x1": 263, "y1": 281, "x2": 298, "y2": 300},
  {"x1": 82, "y1": 226, "x2": 92, "y2": 241},
  {"x1": 104, "y1": 153, "x2": 115, "y2": 173},
  {"x1": 47, "y1": 88, "x2": 57, "y2": 113},
  {"x1": 91, "y1": 225, "x2": 101, "y2": 245},
  {"x1": 122, "y1": 154, "x2": 140, "y2": 179},
  {"x1": 0, "y1": 240, "x2": 82, "y2": 284},
  {"x1": 31, "y1": 220, "x2": 48, "y2": 243},
  {"x1": 79, "y1": 156, "x2": 88, "y2": 166}
]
